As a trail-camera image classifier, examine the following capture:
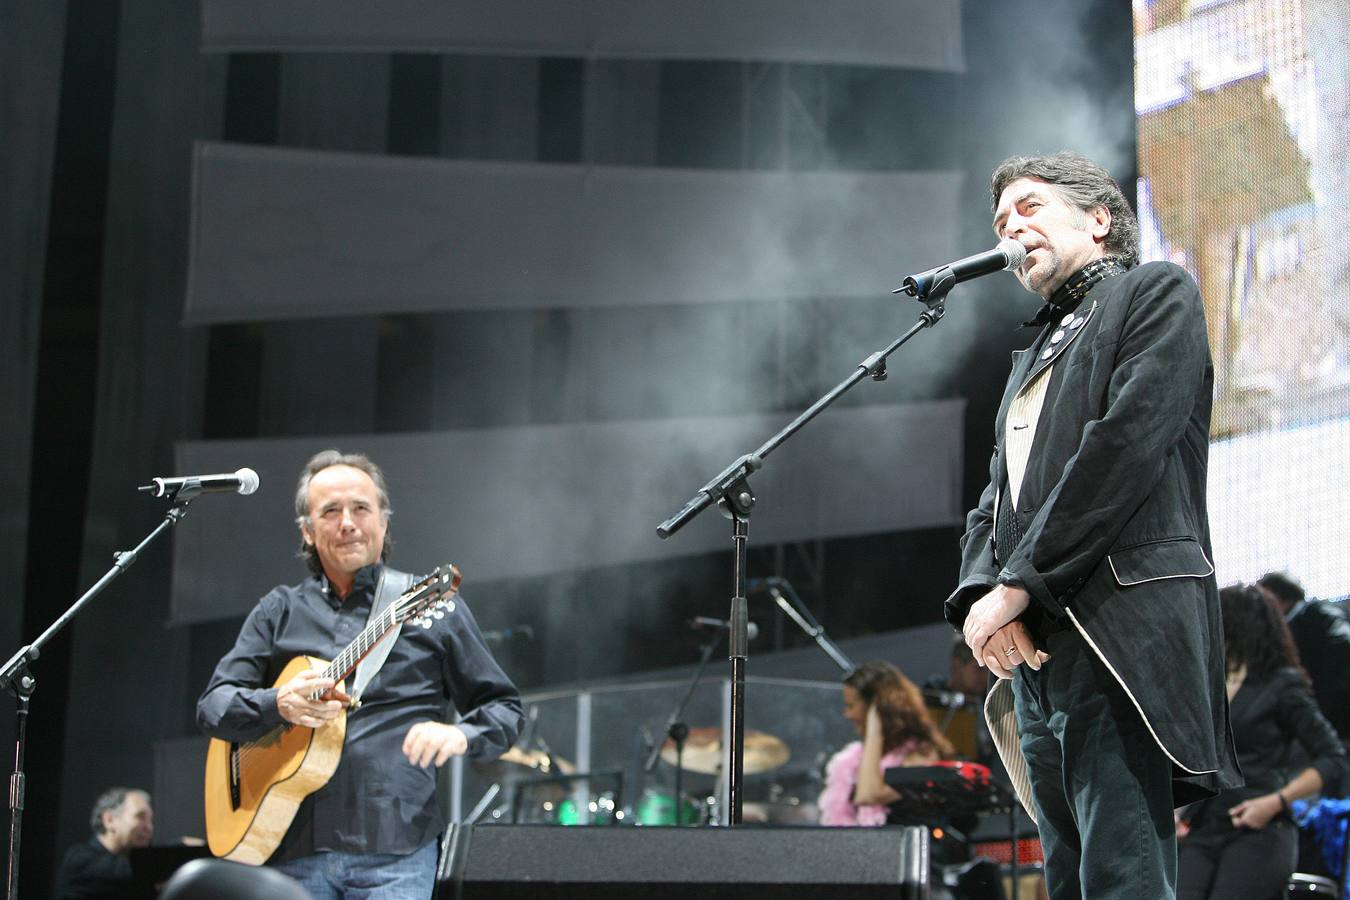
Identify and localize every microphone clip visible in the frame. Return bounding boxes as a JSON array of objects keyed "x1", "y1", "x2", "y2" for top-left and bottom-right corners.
[
  {"x1": 905, "y1": 265, "x2": 959, "y2": 305},
  {"x1": 911, "y1": 268, "x2": 957, "y2": 326}
]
